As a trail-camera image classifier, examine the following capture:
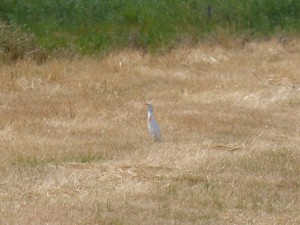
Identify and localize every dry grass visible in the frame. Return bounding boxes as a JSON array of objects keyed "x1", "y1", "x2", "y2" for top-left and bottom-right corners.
[{"x1": 0, "y1": 38, "x2": 300, "y2": 224}]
